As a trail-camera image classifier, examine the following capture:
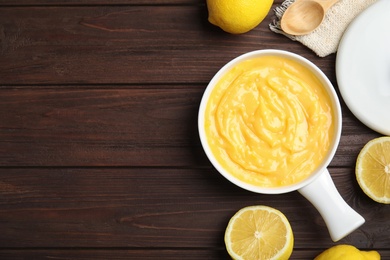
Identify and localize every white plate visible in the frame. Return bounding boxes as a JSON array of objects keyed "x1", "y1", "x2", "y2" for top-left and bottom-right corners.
[{"x1": 336, "y1": 0, "x2": 390, "y2": 135}]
